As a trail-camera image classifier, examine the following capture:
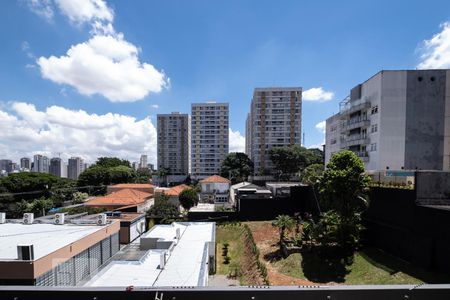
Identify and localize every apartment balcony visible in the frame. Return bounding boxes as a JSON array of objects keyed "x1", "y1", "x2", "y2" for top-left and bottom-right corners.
[
  {"x1": 340, "y1": 99, "x2": 371, "y2": 115},
  {"x1": 342, "y1": 135, "x2": 370, "y2": 148},
  {"x1": 342, "y1": 118, "x2": 370, "y2": 131},
  {"x1": 355, "y1": 151, "x2": 369, "y2": 162}
]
